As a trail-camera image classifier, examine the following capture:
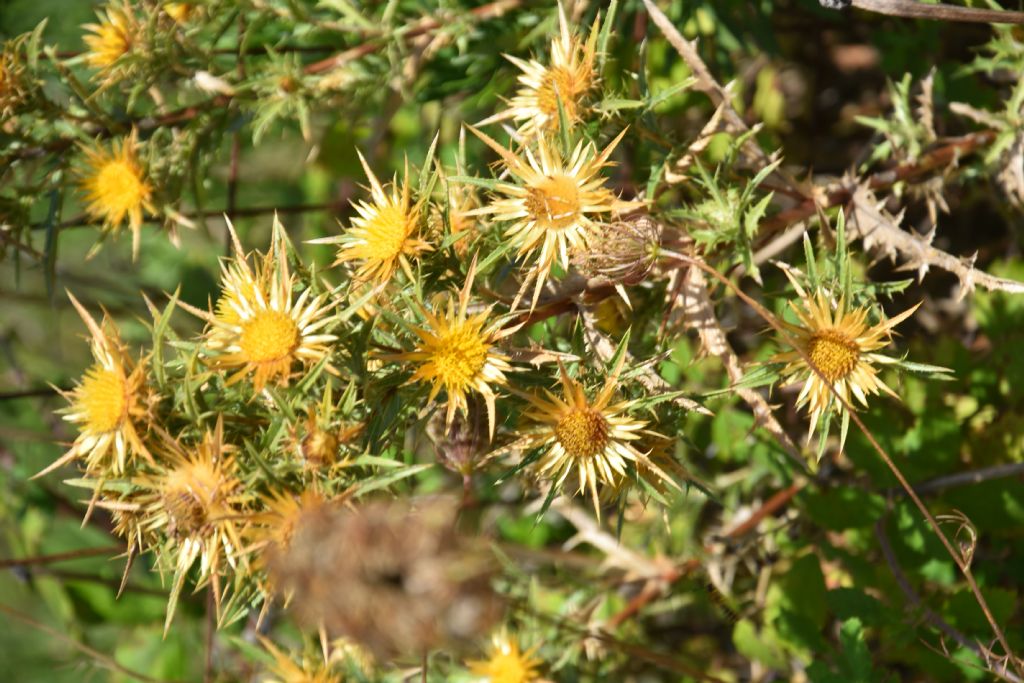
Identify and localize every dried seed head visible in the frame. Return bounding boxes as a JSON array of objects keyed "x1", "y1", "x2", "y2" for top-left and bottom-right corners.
[
  {"x1": 572, "y1": 216, "x2": 661, "y2": 286},
  {"x1": 267, "y1": 496, "x2": 499, "y2": 659},
  {"x1": 426, "y1": 396, "x2": 487, "y2": 477}
]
